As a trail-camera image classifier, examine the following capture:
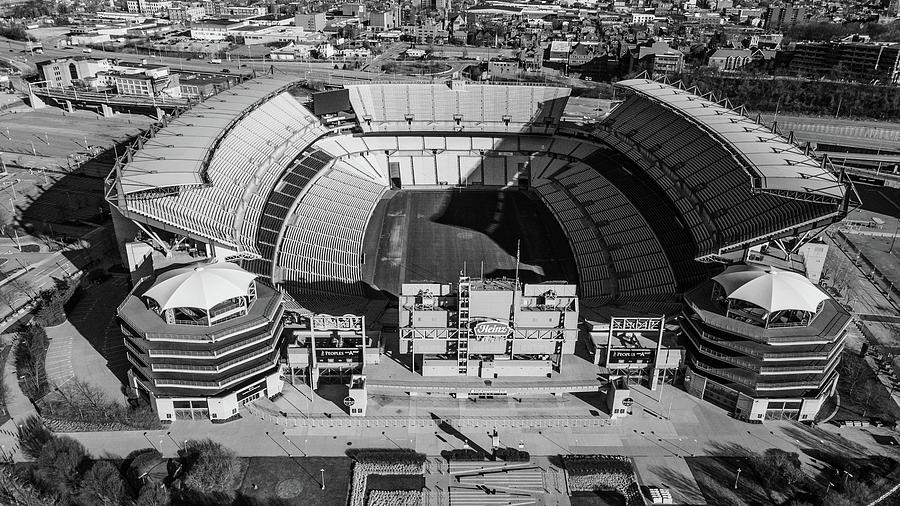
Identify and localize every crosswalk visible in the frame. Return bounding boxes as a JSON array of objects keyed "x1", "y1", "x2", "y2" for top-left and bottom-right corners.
[{"x1": 449, "y1": 463, "x2": 546, "y2": 506}]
